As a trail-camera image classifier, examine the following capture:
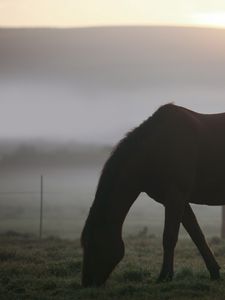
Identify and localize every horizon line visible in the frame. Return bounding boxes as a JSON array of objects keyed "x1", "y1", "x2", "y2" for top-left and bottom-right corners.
[{"x1": 1, "y1": 24, "x2": 225, "y2": 31}]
